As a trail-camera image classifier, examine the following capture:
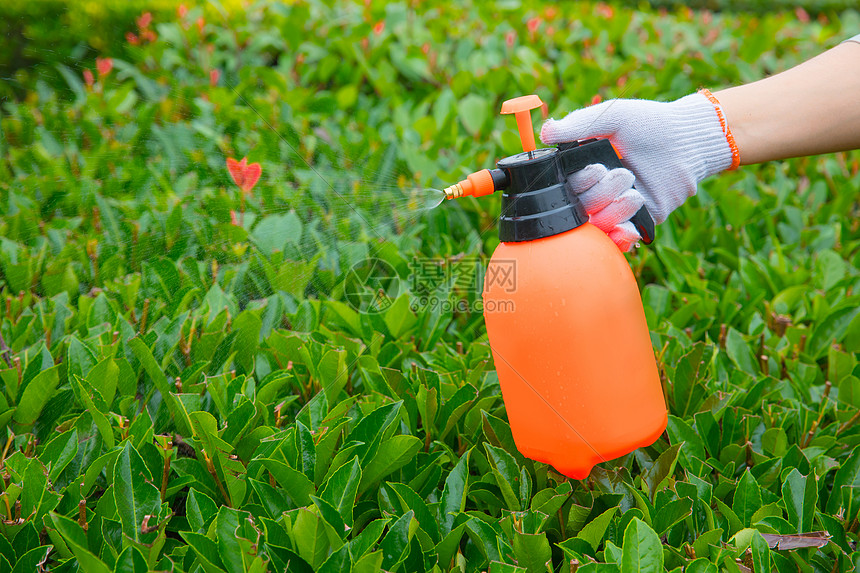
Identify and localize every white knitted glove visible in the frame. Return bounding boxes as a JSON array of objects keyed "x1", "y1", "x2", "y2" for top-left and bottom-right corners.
[
  {"x1": 567, "y1": 164, "x2": 644, "y2": 252},
  {"x1": 541, "y1": 91, "x2": 738, "y2": 235}
]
